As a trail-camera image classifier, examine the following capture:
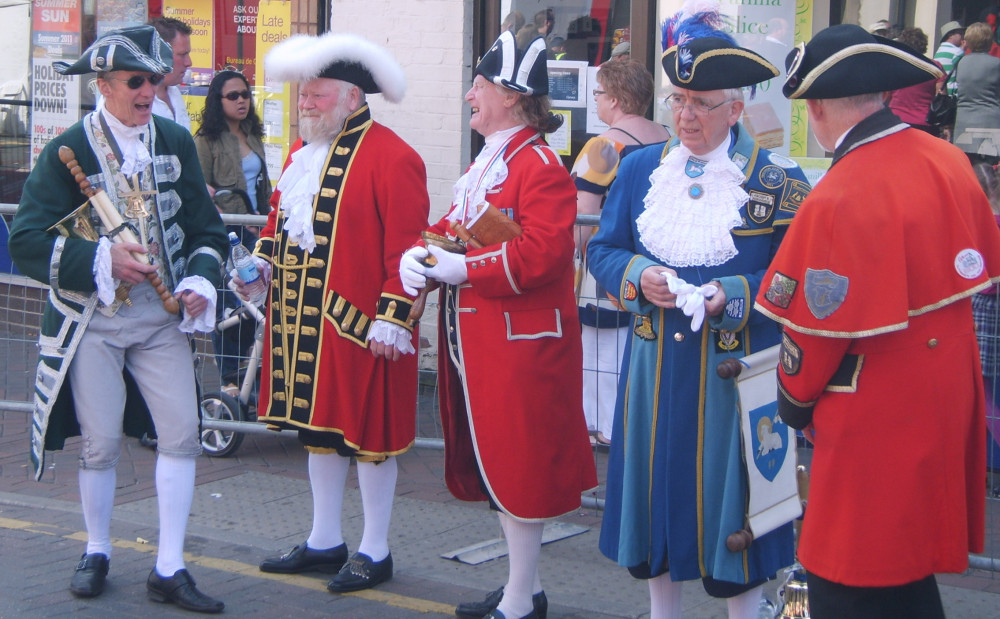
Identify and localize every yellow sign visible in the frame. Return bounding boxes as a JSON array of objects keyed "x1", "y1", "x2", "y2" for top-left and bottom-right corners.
[{"x1": 255, "y1": 0, "x2": 293, "y2": 187}]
